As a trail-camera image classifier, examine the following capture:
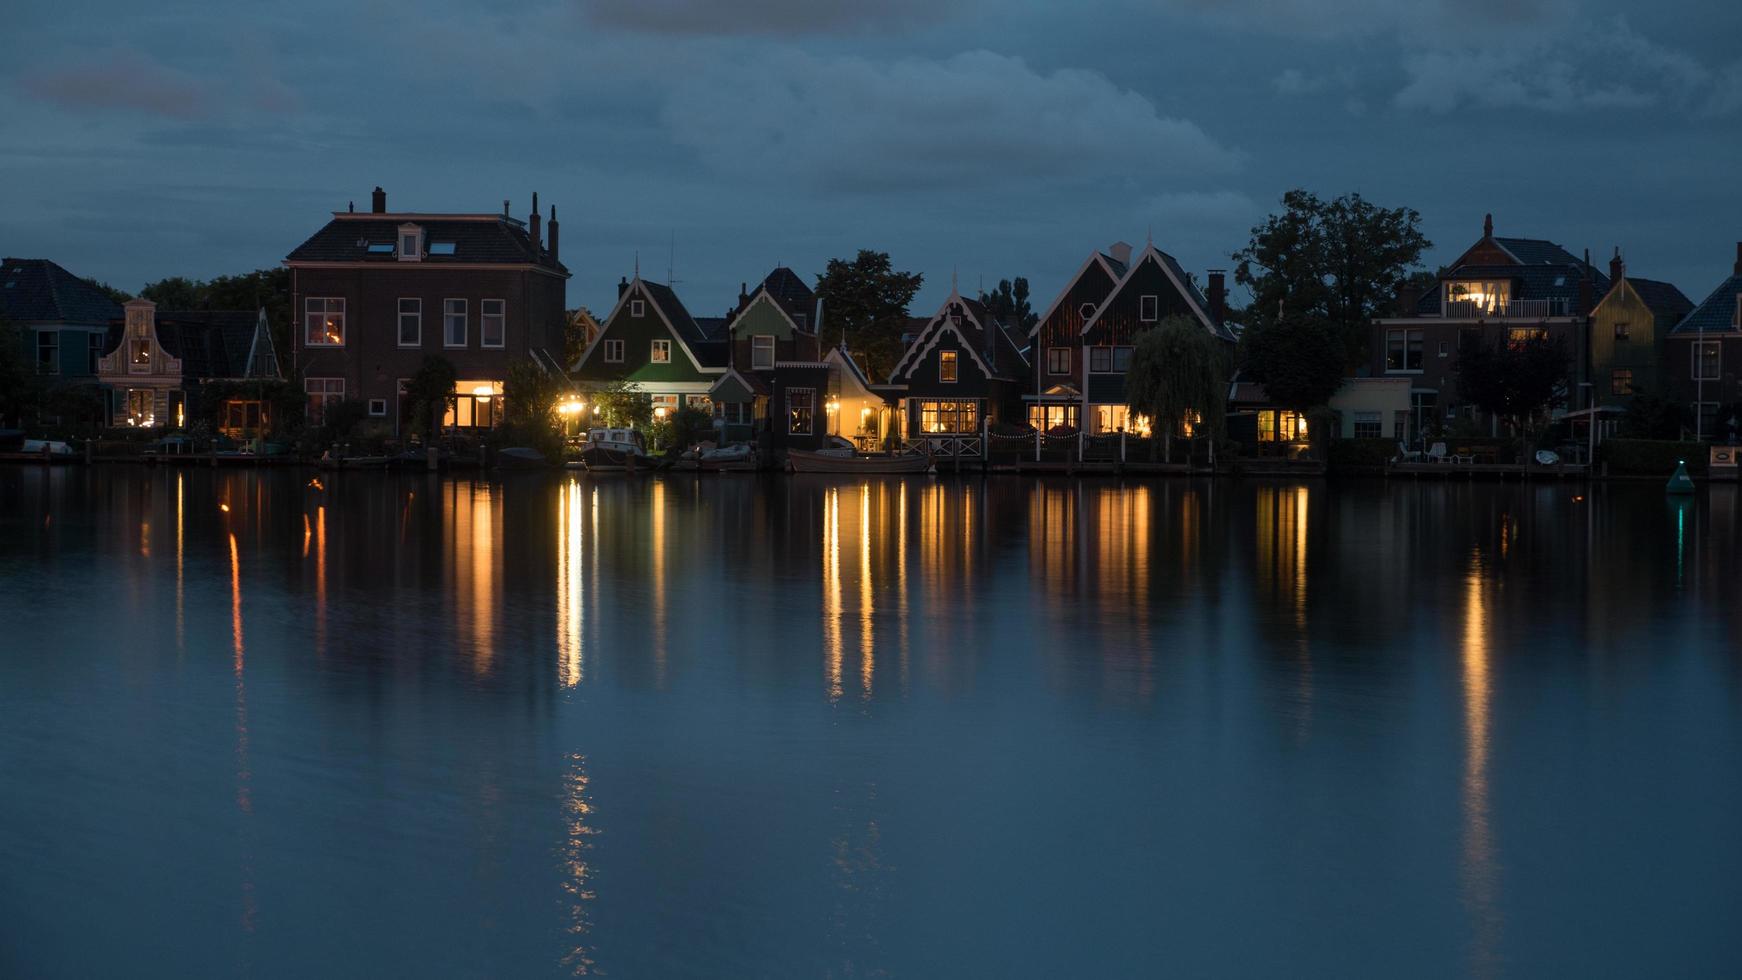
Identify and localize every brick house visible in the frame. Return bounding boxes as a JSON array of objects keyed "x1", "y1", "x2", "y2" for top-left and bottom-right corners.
[
  {"x1": 283, "y1": 187, "x2": 570, "y2": 434},
  {"x1": 1663, "y1": 243, "x2": 1742, "y2": 440}
]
